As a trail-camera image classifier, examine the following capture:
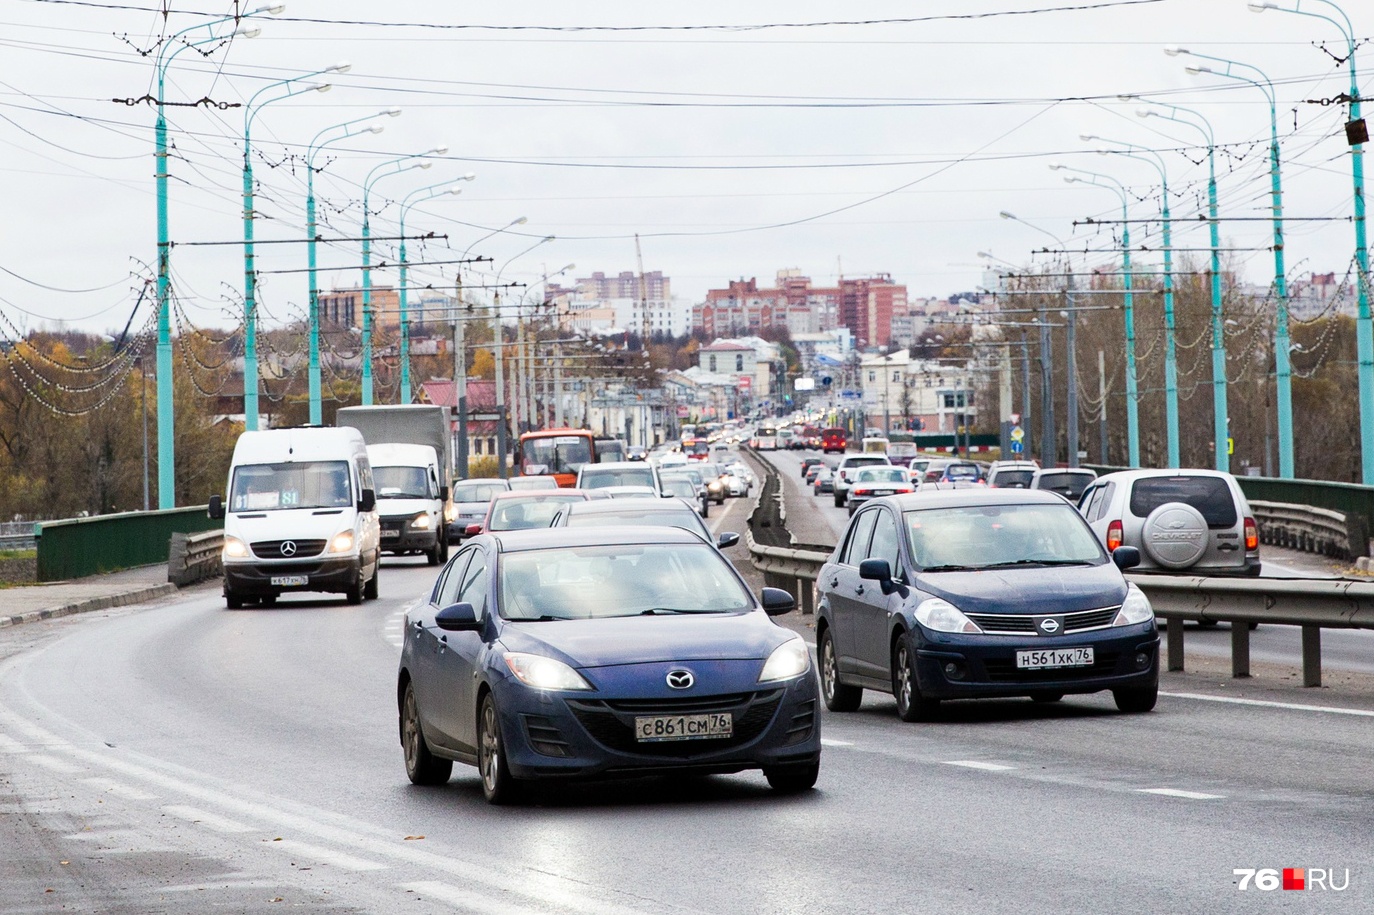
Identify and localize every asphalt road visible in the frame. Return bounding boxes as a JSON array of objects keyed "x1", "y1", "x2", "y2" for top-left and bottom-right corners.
[
  {"x1": 1, "y1": 480, "x2": 1371, "y2": 914},
  {"x1": 763, "y1": 448, "x2": 1374, "y2": 676}
]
